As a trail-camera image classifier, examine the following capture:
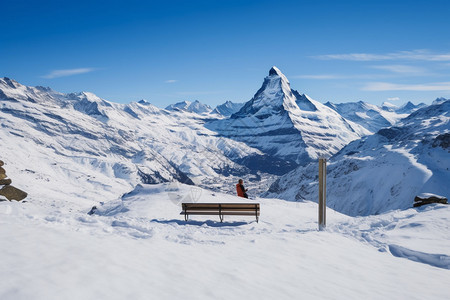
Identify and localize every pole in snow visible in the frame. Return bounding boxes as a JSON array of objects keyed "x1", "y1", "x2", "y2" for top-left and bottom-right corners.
[{"x1": 318, "y1": 158, "x2": 327, "y2": 231}]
